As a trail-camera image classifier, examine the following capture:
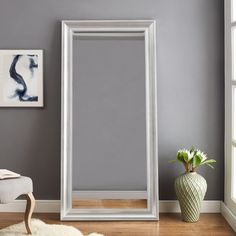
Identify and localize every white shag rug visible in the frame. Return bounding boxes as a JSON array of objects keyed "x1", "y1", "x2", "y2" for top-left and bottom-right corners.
[{"x1": 0, "y1": 219, "x2": 103, "y2": 236}]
